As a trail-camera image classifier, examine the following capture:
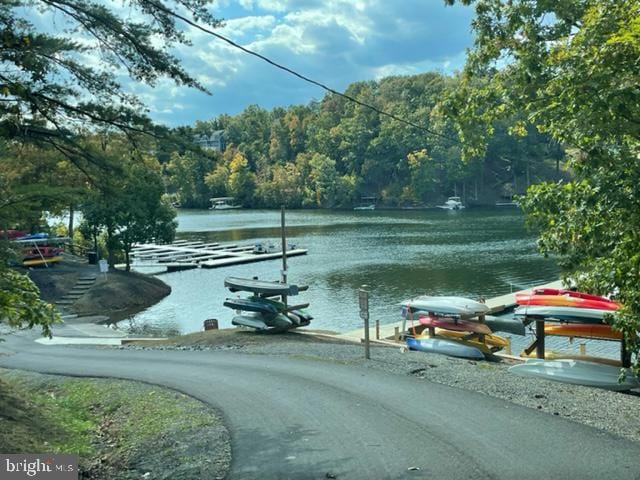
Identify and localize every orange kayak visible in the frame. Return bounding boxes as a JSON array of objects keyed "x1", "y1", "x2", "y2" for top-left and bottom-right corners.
[
  {"x1": 544, "y1": 323, "x2": 622, "y2": 340},
  {"x1": 516, "y1": 293, "x2": 619, "y2": 311}
]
